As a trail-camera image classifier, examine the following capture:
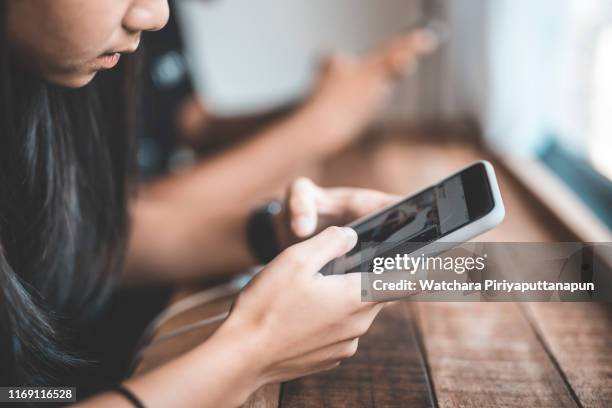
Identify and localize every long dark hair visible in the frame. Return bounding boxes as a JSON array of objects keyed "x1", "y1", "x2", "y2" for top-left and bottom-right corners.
[{"x1": 0, "y1": 2, "x2": 137, "y2": 384}]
